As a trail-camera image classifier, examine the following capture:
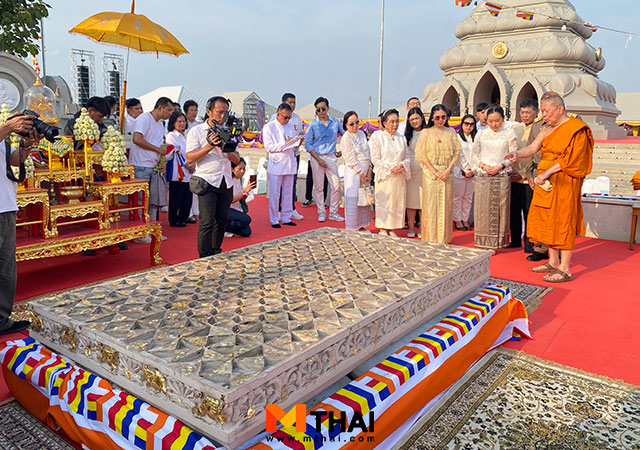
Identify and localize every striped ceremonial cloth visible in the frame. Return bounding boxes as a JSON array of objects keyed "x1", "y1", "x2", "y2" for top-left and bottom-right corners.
[
  {"x1": 455, "y1": 0, "x2": 472, "y2": 6},
  {"x1": 0, "y1": 338, "x2": 219, "y2": 450},
  {"x1": 516, "y1": 10, "x2": 534, "y2": 21},
  {"x1": 249, "y1": 284, "x2": 530, "y2": 449},
  {"x1": 485, "y1": 2, "x2": 503, "y2": 16}
]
